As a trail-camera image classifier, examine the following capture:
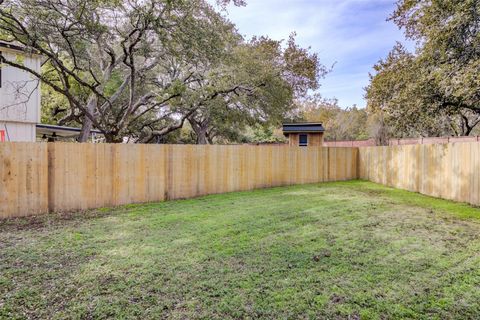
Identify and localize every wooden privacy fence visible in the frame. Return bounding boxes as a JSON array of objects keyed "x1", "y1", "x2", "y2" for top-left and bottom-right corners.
[
  {"x1": 0, "y1": 143, "x2": 49, "y2": 218},
  {"x1": 358, "y1": 143, "x2": 480, "y2": 206},
  {"x1": 1, "y1": 143, "x2": 358, "y2": 218}
]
